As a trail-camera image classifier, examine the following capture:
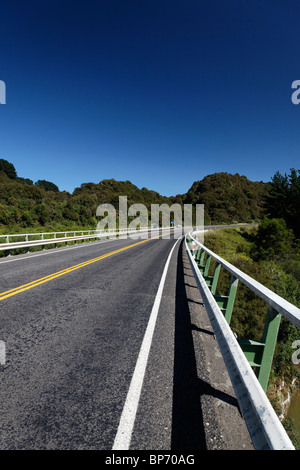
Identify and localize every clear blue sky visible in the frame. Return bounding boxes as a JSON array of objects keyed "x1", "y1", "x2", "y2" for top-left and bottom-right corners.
[{"x1": 0, "y1": 0, "x2": 300, "y2": 196}]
